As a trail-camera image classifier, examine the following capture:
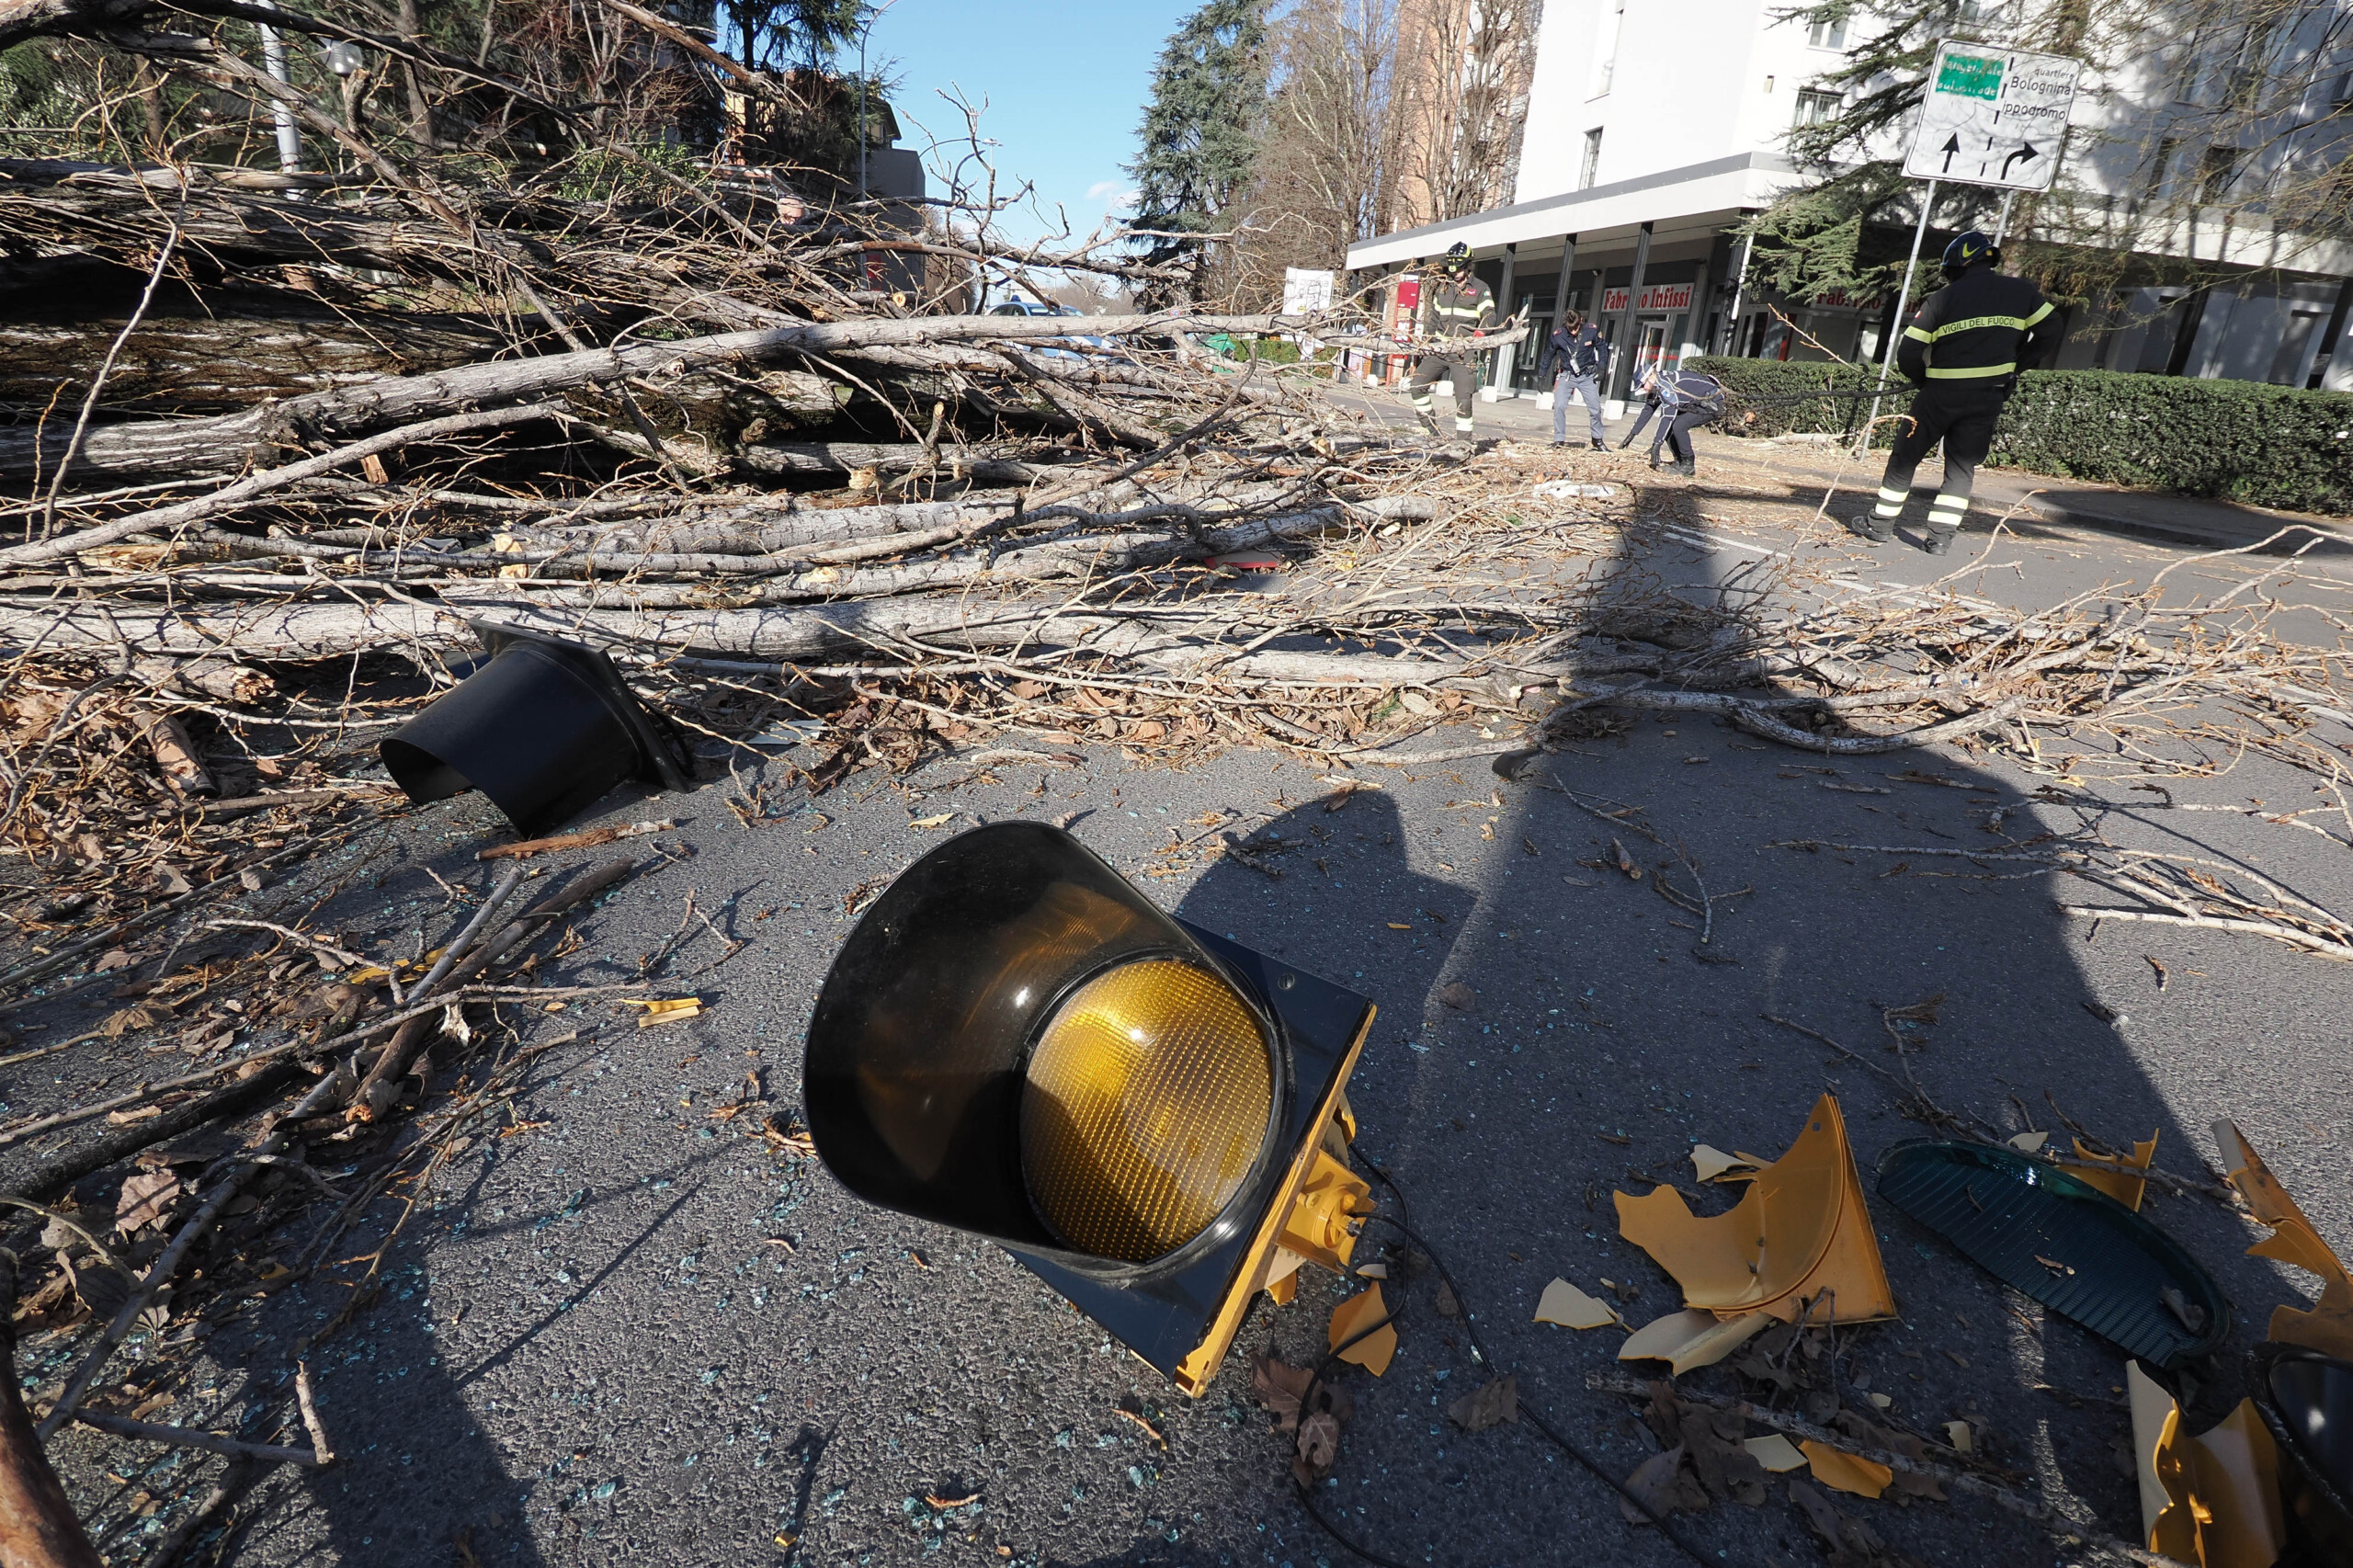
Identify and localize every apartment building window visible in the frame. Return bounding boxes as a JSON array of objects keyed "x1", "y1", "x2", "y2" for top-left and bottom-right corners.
[
  {"x1": 2145, "y1": 135, "x2": 2180, "y2": 195},
  {"x1": 1956, "y1": 0, "x2": 2013, "y2": 27},
  {"x1": 1594, "y1": 0, "x2": 1626, "y2": 96},
  {"x1": 1580, "y1": 128, "x2": 1605, "y2": 190},
  {"x1": 1794, "y1": 88, "x2": 1841, "y2": 127},
  {"x1": 2197, "y1": 143, "x2": 2245, "y2": 202},
  {"x1": 1806, "y1": 17, "x2": 1847, "y2": 49}
]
